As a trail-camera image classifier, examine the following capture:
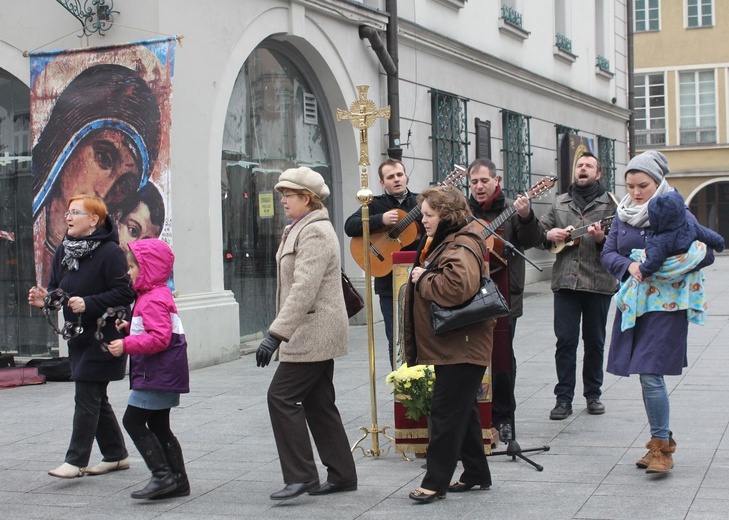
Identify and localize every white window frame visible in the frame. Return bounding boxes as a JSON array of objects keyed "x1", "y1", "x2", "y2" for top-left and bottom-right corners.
[
  {"x1": 635, "y1": 73, "x2": 666, "y2": 146},
  {"x1": 635, "y1": 0, "x2": 660, "y2": 32},
  {"x1": 686, "y1": 0, "x2": 714, "y2": 28},
  {"x1": 678, "y1": 70, "x2": 717, "y2": 145}
]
